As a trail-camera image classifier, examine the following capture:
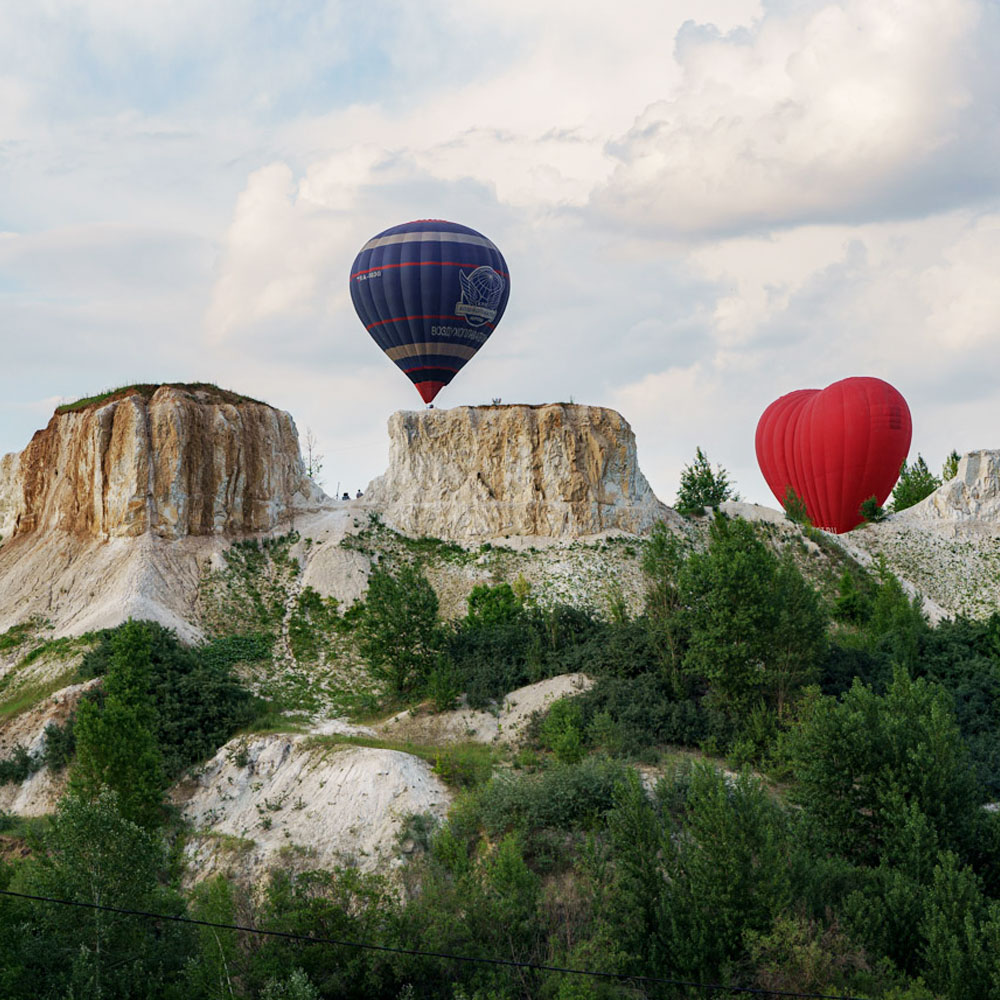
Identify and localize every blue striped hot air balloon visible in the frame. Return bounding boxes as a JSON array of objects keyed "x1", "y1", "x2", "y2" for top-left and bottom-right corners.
[{"x1": 349, "y1": 219, "x2": 510, "y2": 404}]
